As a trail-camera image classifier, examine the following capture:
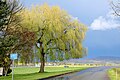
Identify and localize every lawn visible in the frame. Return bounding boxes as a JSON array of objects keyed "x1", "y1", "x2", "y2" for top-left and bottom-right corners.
[
  {"x1": 108, "y1": 68, "x2": 120, "y2": 80},
  {"x1": 0, "y1": 66, "x2": 87, "y2": 80}
]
